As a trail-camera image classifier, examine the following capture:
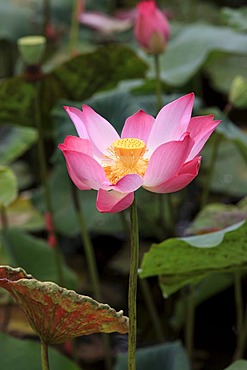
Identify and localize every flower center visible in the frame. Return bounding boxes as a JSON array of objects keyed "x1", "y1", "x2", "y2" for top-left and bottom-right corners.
[{"x1": 103, "y1": 138, "x2": 148, "y2": 185}]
